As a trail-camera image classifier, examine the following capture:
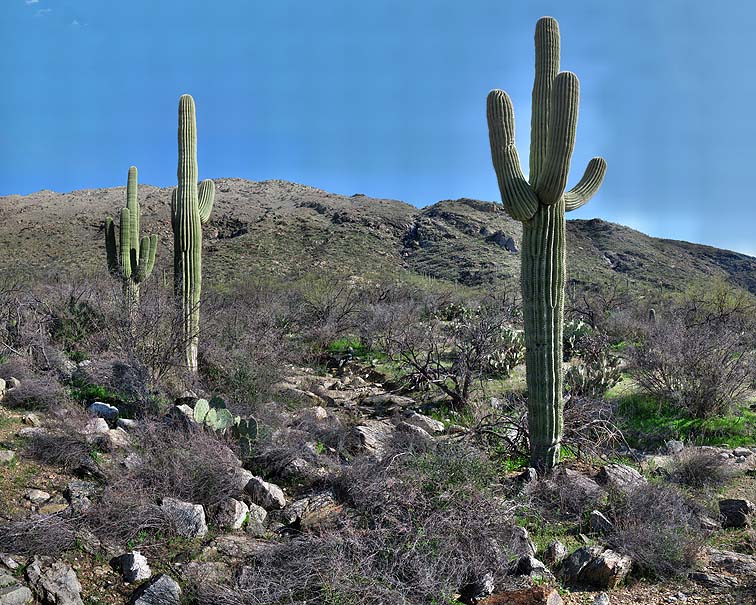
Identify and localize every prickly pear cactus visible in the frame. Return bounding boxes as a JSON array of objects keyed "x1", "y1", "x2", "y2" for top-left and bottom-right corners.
[
  {"x1": 105, "y1": 166, "x2": 158, "y2": 312},
  {"x1": 486, "y1": 17, "x2": 607, "y2": 470},
  {"x1": 171, "y1": 94, "x2": 215, "y2": 374}
]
